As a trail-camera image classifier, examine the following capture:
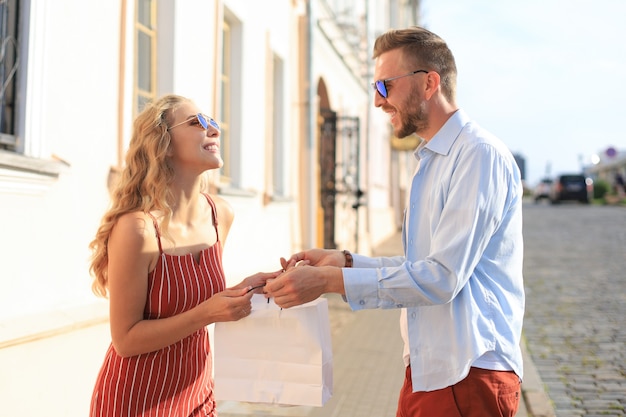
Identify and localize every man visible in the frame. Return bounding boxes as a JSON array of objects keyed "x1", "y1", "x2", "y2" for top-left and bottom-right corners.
[{"x1": 265, "y1": 26, "x2": 524, "y2": 417}]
